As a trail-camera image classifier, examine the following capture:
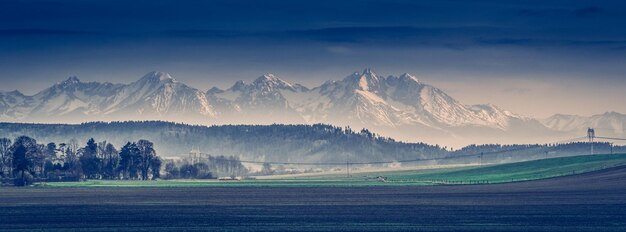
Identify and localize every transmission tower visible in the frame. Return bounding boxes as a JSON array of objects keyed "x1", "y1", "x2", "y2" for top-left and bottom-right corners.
[{"x1": 587, "y1": 128, "x2": 595, "y2": 155}]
